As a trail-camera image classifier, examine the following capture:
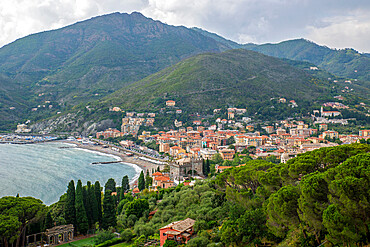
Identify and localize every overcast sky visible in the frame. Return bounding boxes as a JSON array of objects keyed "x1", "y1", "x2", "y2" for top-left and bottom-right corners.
[{"x1": 1, "y1": 0, "x2": 370, "y2": 52}]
